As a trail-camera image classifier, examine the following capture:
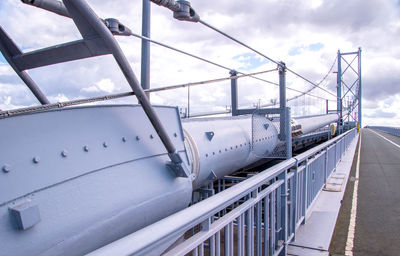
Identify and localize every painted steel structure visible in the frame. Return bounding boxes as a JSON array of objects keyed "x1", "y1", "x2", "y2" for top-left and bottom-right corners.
[
  {"x1": 0, "y1": 1, "x2": 360, "y2": 255},
  {"x1": 337, "y1": 48, "x2": 362, "y2": 134},
  {"x1": 90, "y1": 128, "x2": 357, "y2": 256}
]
